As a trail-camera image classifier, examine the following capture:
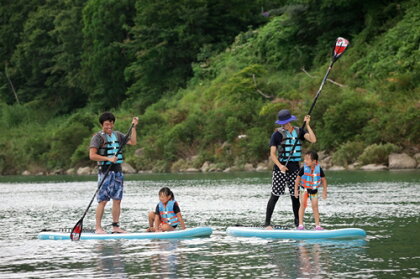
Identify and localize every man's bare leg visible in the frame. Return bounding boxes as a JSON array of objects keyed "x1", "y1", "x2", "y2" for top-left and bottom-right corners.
[
  {"x1": 112, "y1": 199, "x2": 127, "y2": 233},
  {"x1": 96, "y1": 201, "x2": 107, "y2": 234}
]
